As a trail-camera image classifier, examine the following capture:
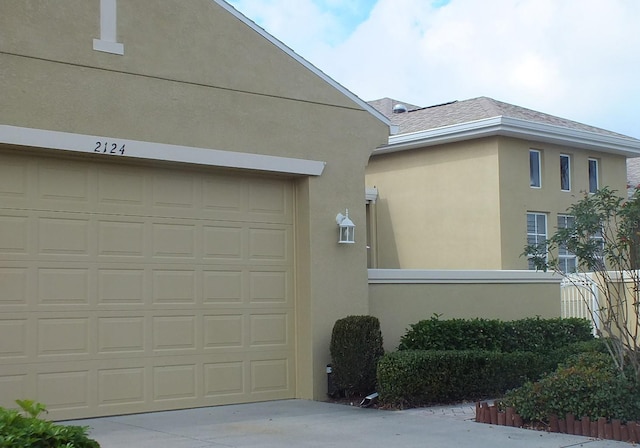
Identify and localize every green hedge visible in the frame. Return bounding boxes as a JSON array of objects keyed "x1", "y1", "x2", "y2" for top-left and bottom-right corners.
[
  {"x1": 330, "y1": 315, "x2": 384, "y2": 397},
  {"x1": 398, "y1": 317, "x2": 593, "y2": 352},
  {"x1": 376, "y1": 340, "x2": 606, "y2": 408},
  {"x1": 377, "y1": 350, "x2": 543, "y2": 408},
  {"x1": 501, "y1": 352, "x2": 640, "y2": 422}
]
